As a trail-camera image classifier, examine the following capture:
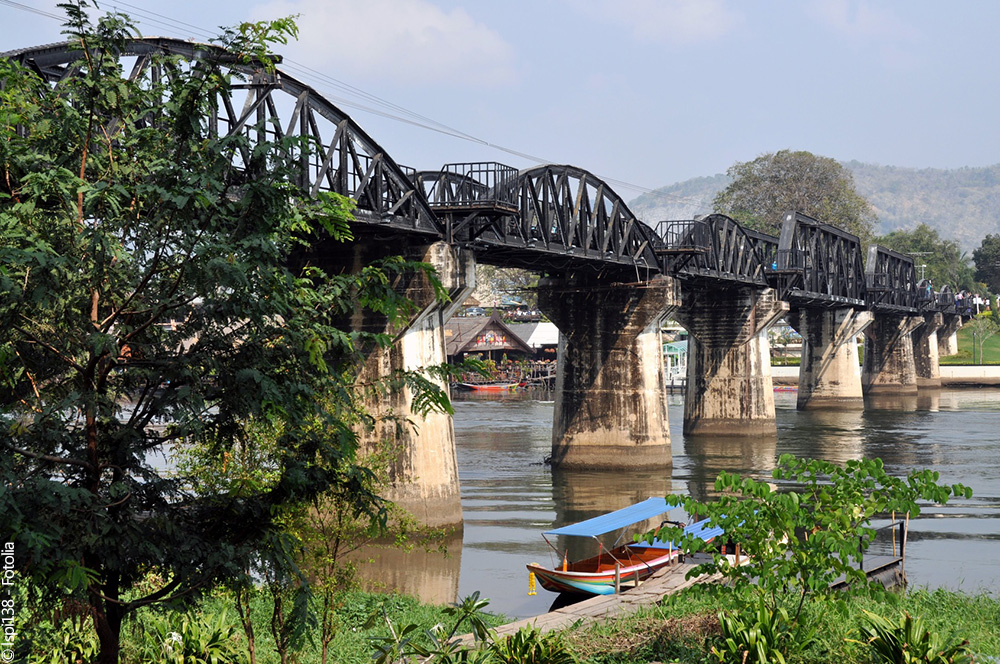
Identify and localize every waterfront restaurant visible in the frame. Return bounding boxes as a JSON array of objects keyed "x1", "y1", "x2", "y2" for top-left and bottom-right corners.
[{"x1": 444, "y1": 312, "x2": 533, "y2": 363}]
